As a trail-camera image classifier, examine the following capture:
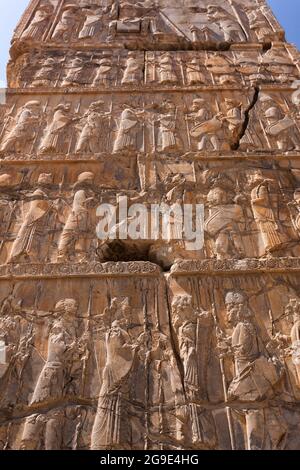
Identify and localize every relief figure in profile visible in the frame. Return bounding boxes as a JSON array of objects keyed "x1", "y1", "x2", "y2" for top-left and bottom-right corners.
[
  {"x1": 0, "y1": 101, "x2": 41, "y2": 153},
  {"x1": 21, "y1": 4, "x2": 53, "y2": 40},
  {"x1": 8, "y1": 173, "x2": 55, "y2": 263},
  {"x1": 78, "y1": 7, "x2": 103, "y2": 39},
  {"x1": 21, "y1": 298, "x2": 82, "y2": 450},
  {"x1": 39, "y1": 103, "x2": 77, "y2": 154},
  {"x1": 113, "y1": 105, "x2": 145, "y2": 154},
  {"x1": 91, "y1": 298, "x2": 142, "y2": 450},
  {"x1": 57, "y1": 172, "x2": 95, "y2": 263},
  {"x1": 217, "y1": 291, "x2": 285, "y2": 450},
  {"x1": 249, "y1": 172, "x2": 289, "y2": 256},
  {"x1": 75, "y1": 101, "x2": 112, "y2": 154}
]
